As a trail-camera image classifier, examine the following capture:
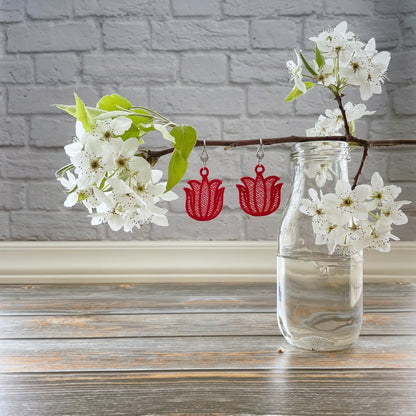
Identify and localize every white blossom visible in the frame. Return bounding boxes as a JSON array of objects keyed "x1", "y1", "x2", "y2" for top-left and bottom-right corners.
[
  {"x1": 306, "y1": 115, "x2": 342, "y2": 137},
  {"x1": 309, "y1": 21, "x2": 362, "y2": 63},
  {"x1": 300, "y1": 172, "x2": 410, "y2": 254},
  {"x1": 71, "y1": 137, "x2": 116, "y2": 188},
  {"x1": 109, "y1": 137, "x2": 141, "y2": 171},
  {"x1": 287, "y1": 49, "x2": 307, "y2": 93},
  {"x1": 325, "y1": 180, "x2": 372, "y2": 223},
  {"x1": 370, "y1": 171, "x2": 401, "y2": 205},
  {"x1": 304, "y1": 162, "x2": 334, "y2": 188},
  {"x1": 91, "y1": 203, "x2": 126, "y2": 231},
  {"x1": 330, "y1": 219, "x2": 370, "y2": 254},
  {"x1": 362, "y1": 219, "x2": 399, "y2": 253},
  {"x1": 380, "y1": 200, "x2": 410, "y2": 226},
  {"x1": 92, "y1": 117, "x2": 132, "y2": 141},
  {"x1": 58, "y1": 113, "x2": 179, "y2": 232},
  {"x1": 58, "y1": 171, "x2": 109, "y2": 213},
  {"x1": 64, "y1": 140, "x2": 83, "y2": 159},
  {"x1": 312, "y1": 59, "x2": 336, "y2": 86},
  {"x1": 344, "y1": 102, "x2": 376, "y2": 121},
  {"x1": 58, "y1": 171, "x2": 79, "y2": 208},
  {"x1": 300, "y1": 188, "x2": 327, "y2": 220},
  {"x1": 357, "y1": 51, "x2": 391, "y2": 101},
  {"x1": 338, "y1": 50, "x2": 368, "y2": 85},
  {"x1": 306, "y1": 103, "x2": 374, "y2": 139}
]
